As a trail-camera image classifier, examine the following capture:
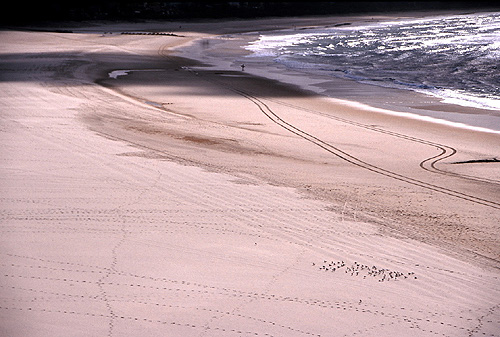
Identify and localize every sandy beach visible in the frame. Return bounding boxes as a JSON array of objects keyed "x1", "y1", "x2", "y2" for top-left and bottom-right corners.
[{"x1": 1, "y1": 12, "x2": 500, "y2": 337}]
